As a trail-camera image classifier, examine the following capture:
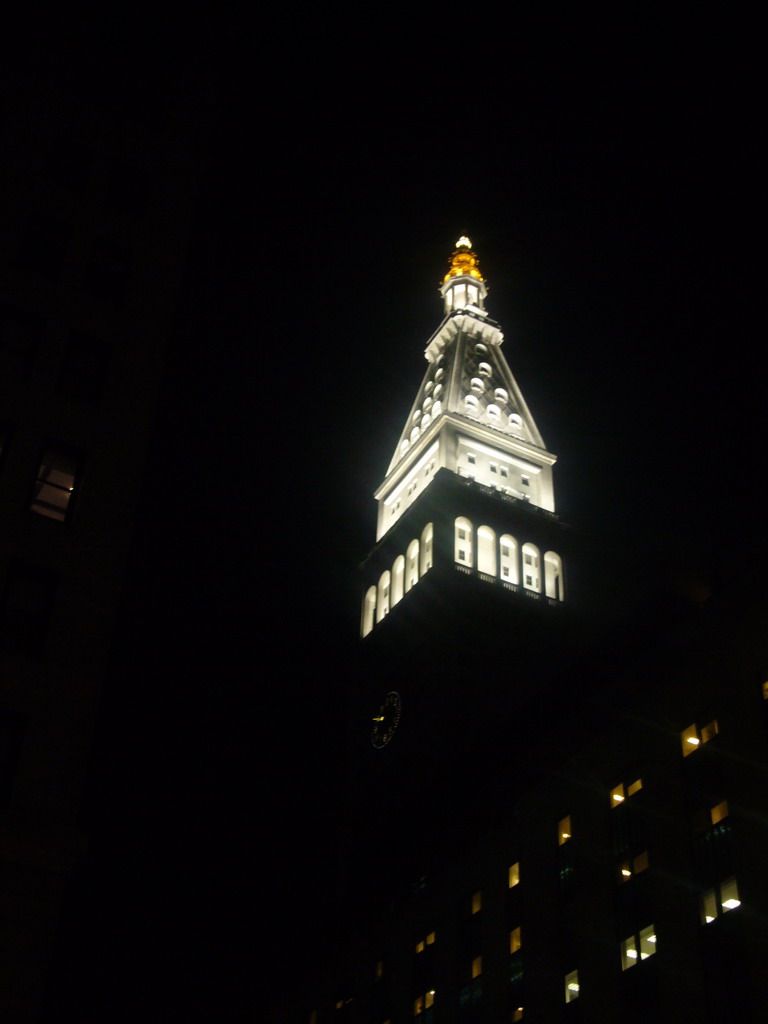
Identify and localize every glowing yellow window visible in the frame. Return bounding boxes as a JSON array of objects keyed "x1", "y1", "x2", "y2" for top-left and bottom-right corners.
[
  {"x1": 681, "y1": 724, "x2": 700, "y2": 755},
  {"x1": 762, "y1": 680, "x2": 768, "y2": 700},
  {"x1": 472, "y1": 891, "x2": 482, "y2": 914},
  {"x1": 472, "y1": 956, "x2": 482, "y2": 978},
  {"x1": 508, "y1": 862, "x2": 520, "y2": 888},
  {"x1": 415, "y1": 940, "x2": 424, "y2": 953},
  {"x1": 721, "y1": 877, "x2": 741, "y2": 912},
  {"x1": 701, "y1": 887, "x2": 718, "y2": 924},
  {"x1": 512, "y1": 1009, "x2": 524, "y2": 1022},
  {"x1": 558, "y1": 815, "x2": 572, "y2": 845},
  {"x1": 414, "y1": 992, "x2": 435, "y2": 1017},
  {"x1": 426, "y1": 931, "x2": 435, "y2": 946},
  {"x1": 610, "y1": 783, "x2": 626, "y2": 805},
  {"x1": 510, "y1": 927, "x2": 521, "y2": 954},
  {"x1": 627, "y1": 778, "x2": 642, "y2": 796},
  {"x1": 618, "y1": 851, "x2": 648, "y2": 882},
  {"x1": 564, "y1": 969, "x2": 579, "y2": 1003},
  {"x1": 701, "y1": 719, "x2": 719, "y2": 743},
  {"x1": 683, "y1": 720, "x2": 719, "y2": 755},
  {"x1": 711, "y1": 800, "x2": 729, "y2": 825},
  {"x1": 621, "y1": 935, "x2": 638, "y2": 970}
]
